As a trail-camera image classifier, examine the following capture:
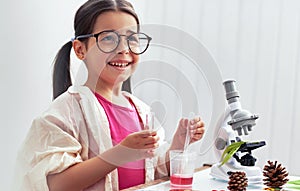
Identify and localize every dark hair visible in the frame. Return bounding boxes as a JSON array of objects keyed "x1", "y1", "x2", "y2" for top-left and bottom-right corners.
[{"x1": 52, "y1": 0, "x2": 139, "y2": 99}]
